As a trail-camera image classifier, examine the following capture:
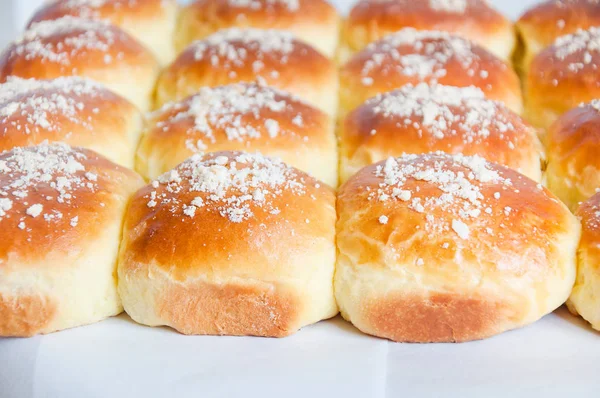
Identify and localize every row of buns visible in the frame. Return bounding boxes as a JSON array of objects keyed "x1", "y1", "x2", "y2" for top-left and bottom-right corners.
[{"x1": 0, "y1": 0, "x2": 599, "y2": 342}]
